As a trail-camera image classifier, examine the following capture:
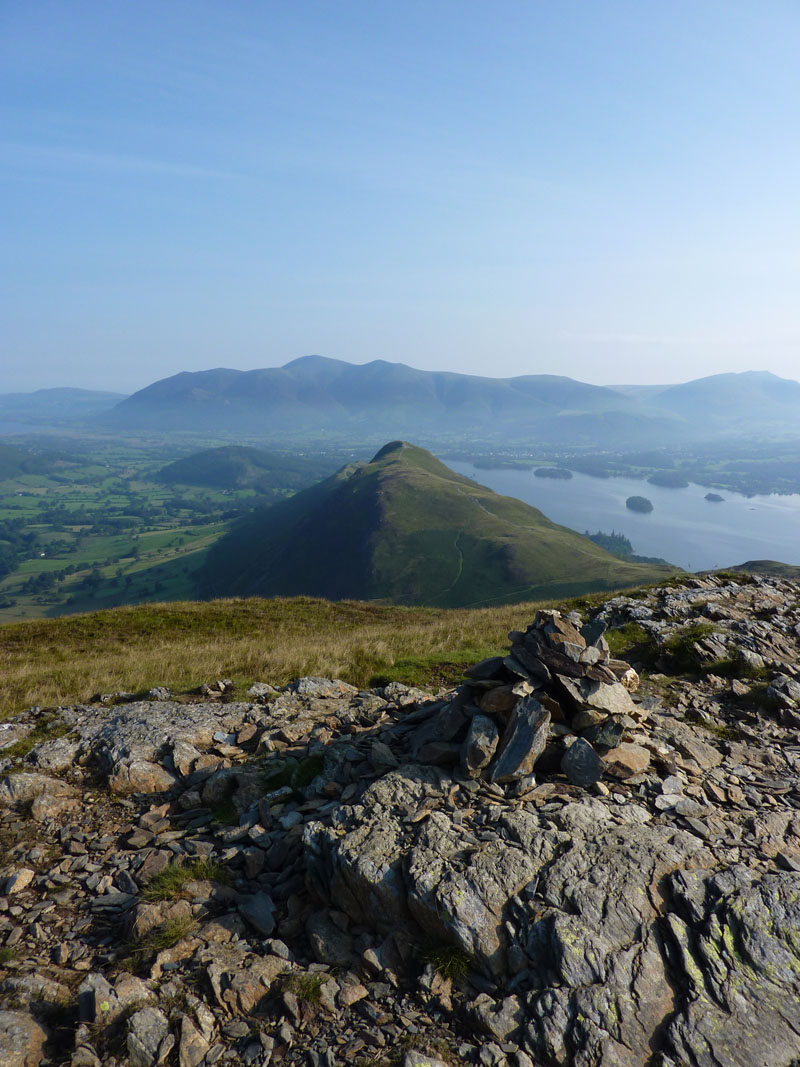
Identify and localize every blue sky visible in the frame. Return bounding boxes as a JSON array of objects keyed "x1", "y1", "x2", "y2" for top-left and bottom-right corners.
[{"x1": 3, "y1": 1, "x2": 800, "y2": 392}]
